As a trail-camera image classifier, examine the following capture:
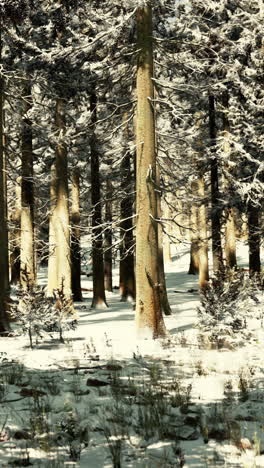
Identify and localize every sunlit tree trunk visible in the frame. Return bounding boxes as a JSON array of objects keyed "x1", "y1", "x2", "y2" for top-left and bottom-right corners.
[
  {"x1": 47, "y1": 163, "x2": 58, "y2": 297},
  {"x1": 10, "y1": 178, "x2": 21, "y2": 284},
  {"x1": 71, "y1": 167, "x2": 82, "y2": 301},
  {"x1": 135, "y1": 6, "x2": 166, "y2": 337},
  {"x1": 209, "y1": 95, "x2": 223, "y2": 273},
  {"x1": 196, "y1": 177, "x2": 209, "y2": 289},
  {"x1": 20, "y1": 84, "x2": 35, "y2": 290},
  {"x1": 104, "y1": 178, "x2": 113, "y2": 292},
  {"x1": 222, "y1": 92, "x2": 237, "y2": 269},
  {"x1": 0, "y1": 68, "x2": 10, "y2": 333},
  {"x1": 188, "y1": 195, "x2": 199, "y2": 275},
  {"x1": 53, "y1": 98, "x2": 71, "y2": 297},
  {"x1": 90, "y1": 89, "x2": 108, "y2": 308}
]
